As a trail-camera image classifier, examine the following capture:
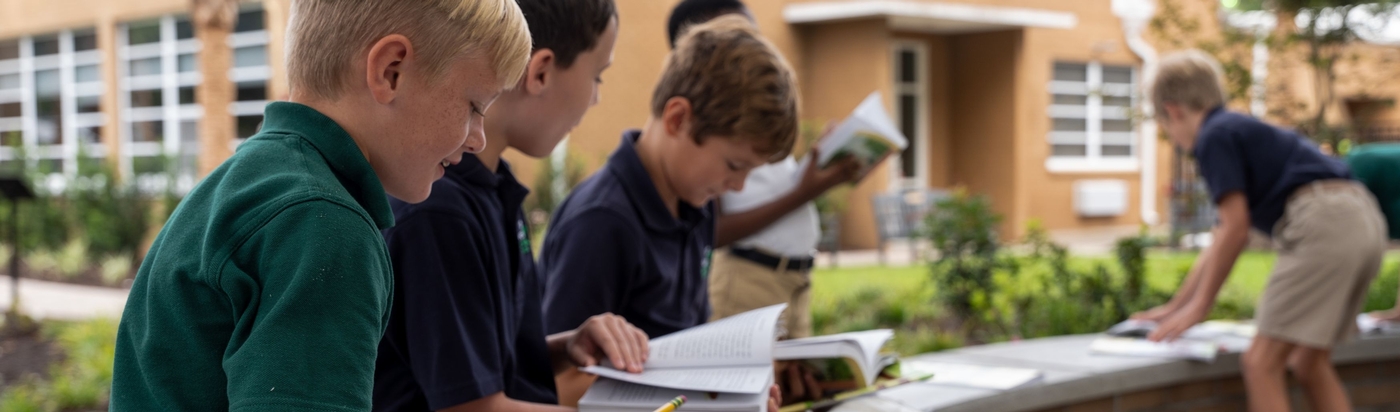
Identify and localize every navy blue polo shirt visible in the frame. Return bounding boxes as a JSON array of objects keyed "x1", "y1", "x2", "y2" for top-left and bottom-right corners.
[
  {"x1": 541, "y1": 130, "x2": 715, "y2": 338},
  {"x1": 1193, "y1": 106, "x2": 1351, "y2": 235},
  {"x1": 374, "y1": 156, "x2": 557, "y2": 411}
]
